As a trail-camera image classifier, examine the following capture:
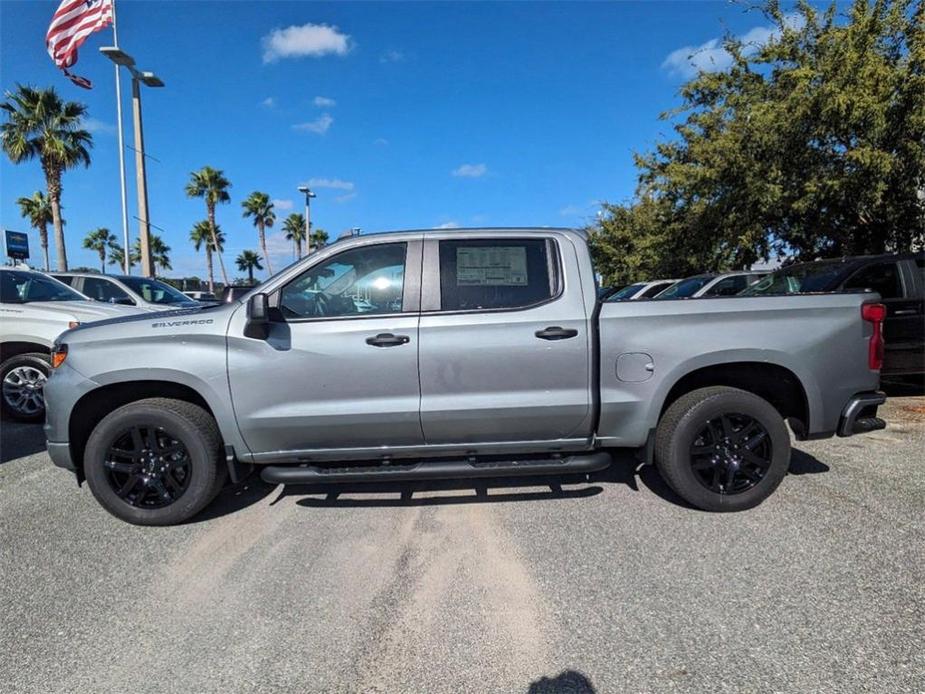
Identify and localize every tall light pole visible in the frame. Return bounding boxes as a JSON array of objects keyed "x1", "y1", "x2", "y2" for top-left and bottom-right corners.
[
  {"x1": 297, "y1": 185, "x2": 316, "y2": 257},
  {"x1": 100, "y1": 47, "x2": 164, "y2": 278}
]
